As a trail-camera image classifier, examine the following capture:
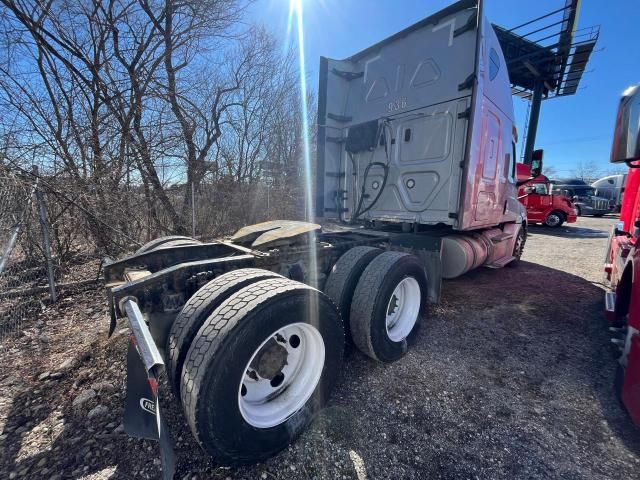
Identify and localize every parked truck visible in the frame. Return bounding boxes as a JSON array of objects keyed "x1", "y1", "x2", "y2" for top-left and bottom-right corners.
[
  {"x1": 604, "y1": 84, "x2": 640, "y2": 426},
  {"x1": 550, "y1": 178, "x2": 612, "y2": 216},
  {"x1": 104, "y1": 1, "x2": 539, "y2": 476},
  {"x1": 517, "y1": 164, "x2": 577, "y2": 228},
  {"x1": 593, "y1": 173, "x2": 626, "y2": 212}
]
